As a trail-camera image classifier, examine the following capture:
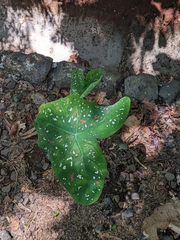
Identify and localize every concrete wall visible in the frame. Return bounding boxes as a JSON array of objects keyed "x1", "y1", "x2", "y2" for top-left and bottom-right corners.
[{"x1": 0, "y1": 3, "x2": 124, "y2": 70}]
